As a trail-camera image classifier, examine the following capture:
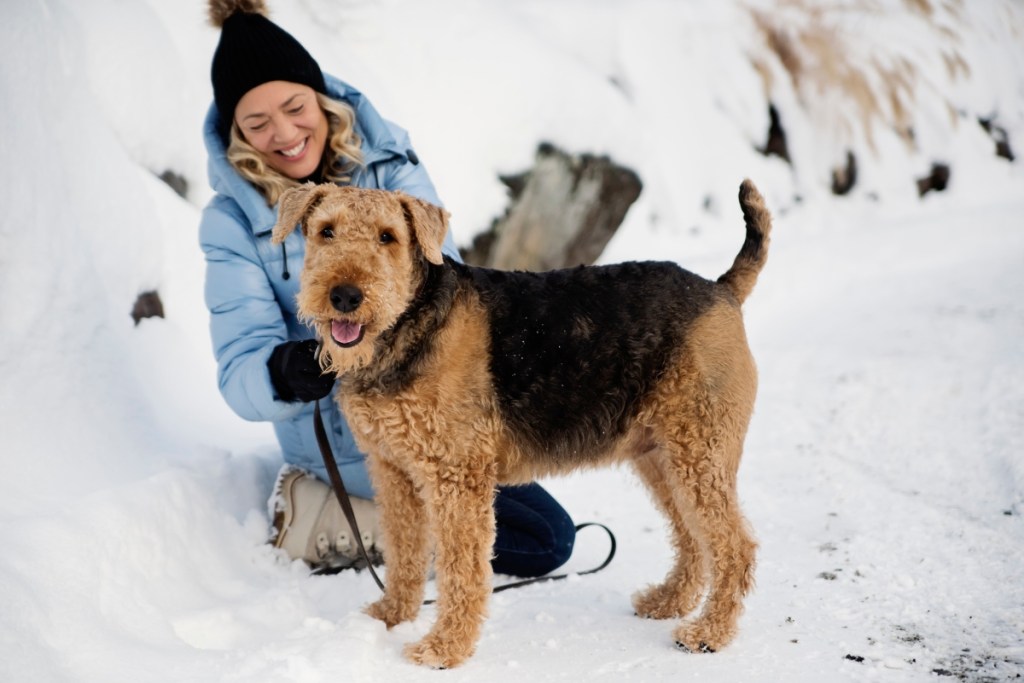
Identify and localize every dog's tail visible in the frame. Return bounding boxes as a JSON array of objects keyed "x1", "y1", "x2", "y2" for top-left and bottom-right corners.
[{"x1": 717, "y1": 179, "x2": 772, "y2": 305}]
